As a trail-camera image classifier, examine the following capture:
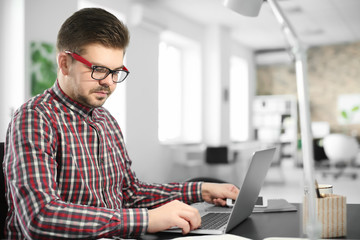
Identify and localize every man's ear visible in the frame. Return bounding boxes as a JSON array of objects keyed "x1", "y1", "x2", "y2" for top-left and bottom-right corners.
[{"x1": 57, "y1": 52, "x2": 70, "y2": 76}]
